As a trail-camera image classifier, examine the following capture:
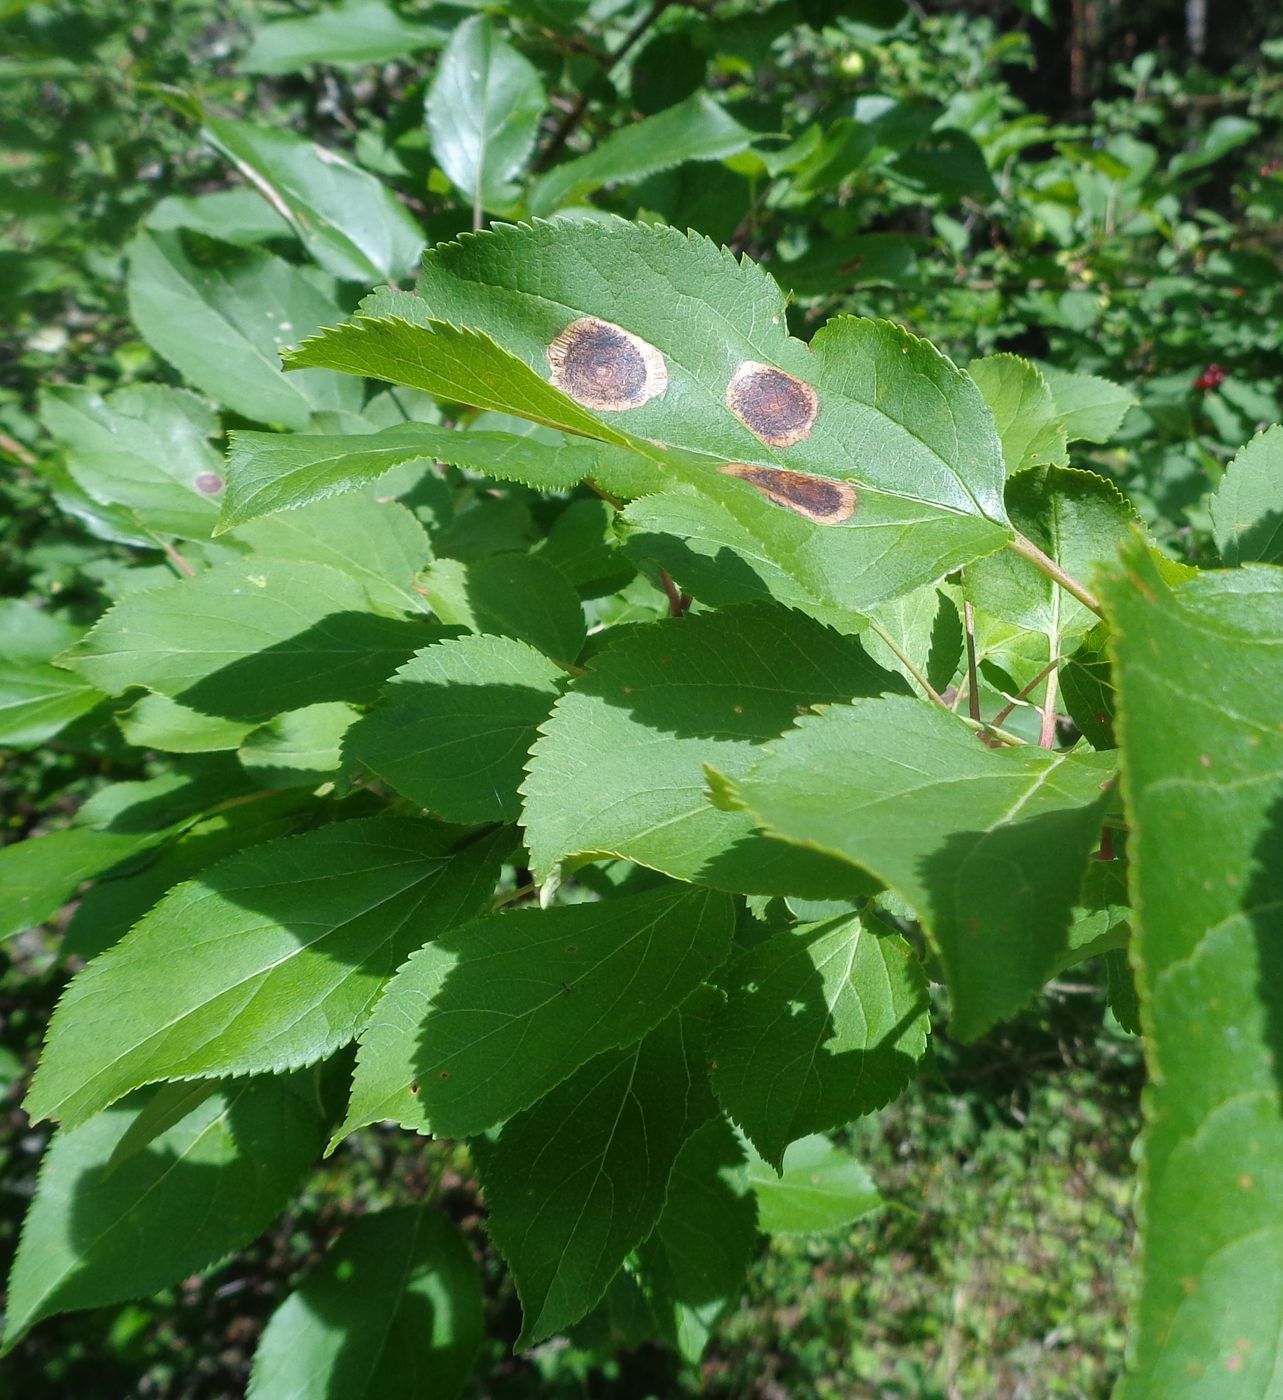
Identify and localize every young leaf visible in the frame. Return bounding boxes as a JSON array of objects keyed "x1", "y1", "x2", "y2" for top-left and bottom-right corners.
[
  {"x1": 418, "y1": 553, "x2": 586, "y2": 664},
  {"x1": 127, "y1": 230, "x2": 361, "y2": 429},
  {"x1": 2, "y1": 1080, "x2": 320, "y2": 1350},
  {"x1": 710, "y1": 913, "x2": 929, "y2": 1168},
  {"x1": 1037, "y1": 364, "x2": 1137, "y2": 445},
  {"x1": 345, "y1": 634, "x2": 565, "y2": 823},
  {"x1": 713, "y1": 695, "x2": 1115, "y2": 1040},
  {"x1": 1103, "y1": 542, "x2": 1283, "y2": 1399},
  {"x1": 1208, "y1": 423, "x2": 1283, "y2": 565},
  {"x1": 335, "y1": 884, "x2": 735, "y2": 1143},
  {"x1": 425, "y1": 17, "x2": 546, "y2": 217},
  {"x1": 60, "y1": 558, "x2": 437, "y2": 722},
  {"x1": 40, "y1": 384, "x2": 225, "y2": 540},
  {"x1": 247, "y1": 1207, "x2": 482, "y2": 1400},
  {"x1": 25, "y1": 819, "x2": 507, "y2": 1128},
  {"x1": 745, "y1": 1133, "x2": 884, "y2": 1235},
  {"x1": 968, "y1": 353, "x2": 1068, "y2": 474},
  {"x1": 475, "y1": 997, "x2": 717, "y2": 1347},
  {"x1": 528, "y1": 93, "x2": 755, "y2": 217},
  {"x1": 634, "y1": 1116, "x2": 758, "y2": 1364},
  {"x1": 521, "y1": 602, "x2": 904, "y2": 895},
  {"x1": 203, "y1": 117, "x2": 425, "y2": 283}
]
